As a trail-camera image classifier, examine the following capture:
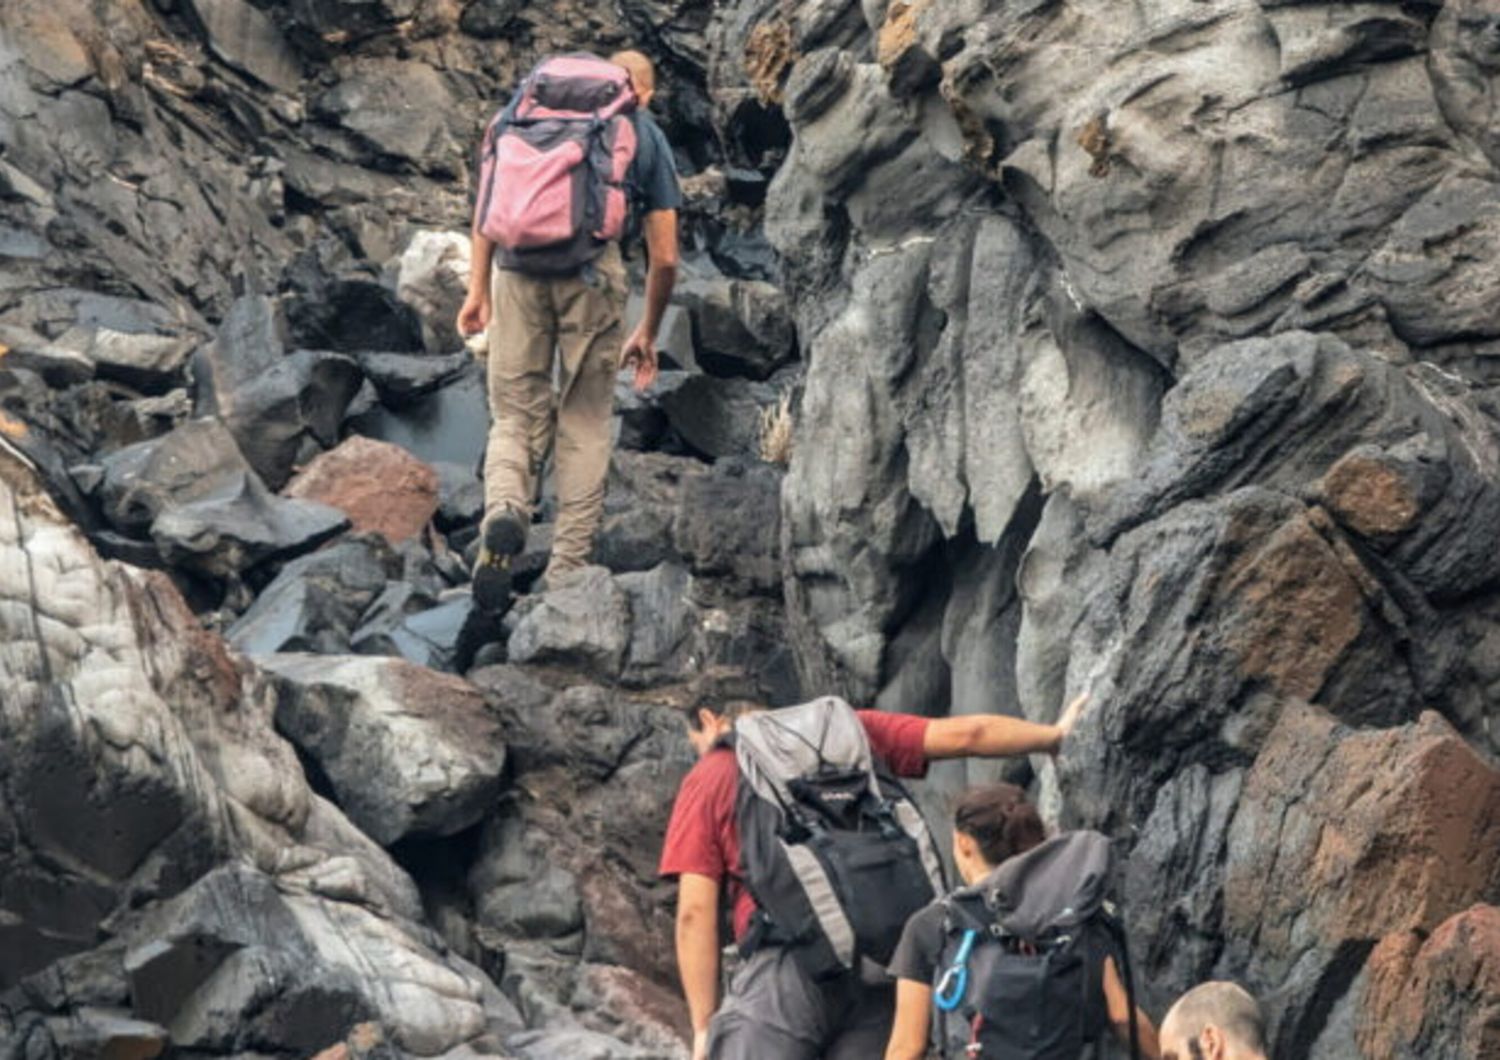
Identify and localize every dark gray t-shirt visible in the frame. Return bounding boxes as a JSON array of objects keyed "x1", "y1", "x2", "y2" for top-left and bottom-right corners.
[
  {"x1": 889, "y1": 899, "x2": 948, "y2": 984},
  {"x1": 625, "y1": 111, "x2": 682, "y2": 216}
]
